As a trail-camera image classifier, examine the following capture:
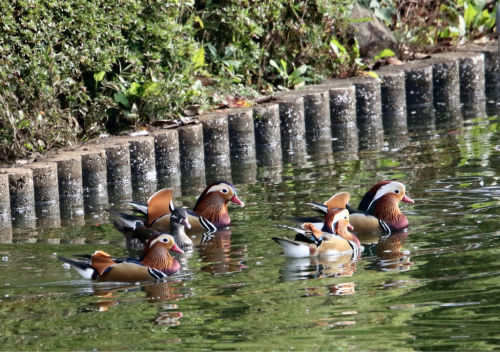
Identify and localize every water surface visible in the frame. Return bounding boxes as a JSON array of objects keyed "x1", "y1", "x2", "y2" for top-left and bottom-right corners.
[{"x1": 1, "y1": 98, "x2": 500, "y2": 351}]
